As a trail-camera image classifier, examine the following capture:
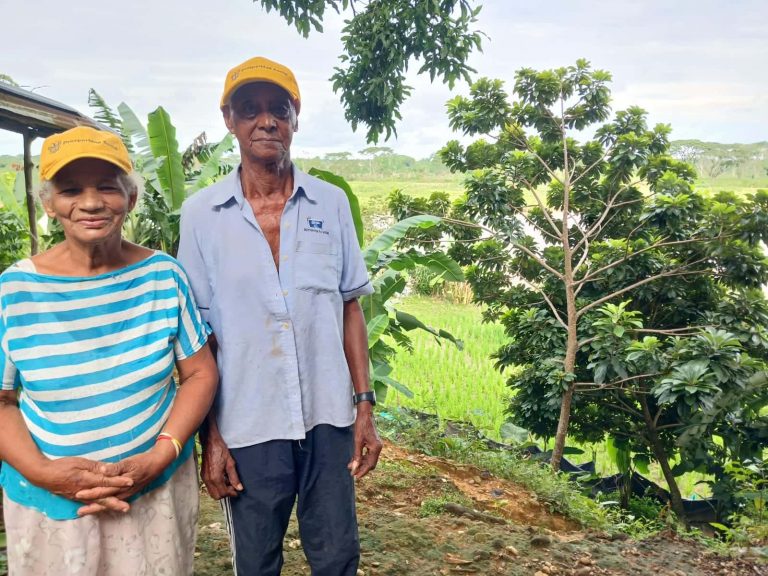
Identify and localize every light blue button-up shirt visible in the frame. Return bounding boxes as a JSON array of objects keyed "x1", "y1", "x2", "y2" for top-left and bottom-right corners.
[{"x1": 177, "y1": 166, "x2": 373, "y2": 448}]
